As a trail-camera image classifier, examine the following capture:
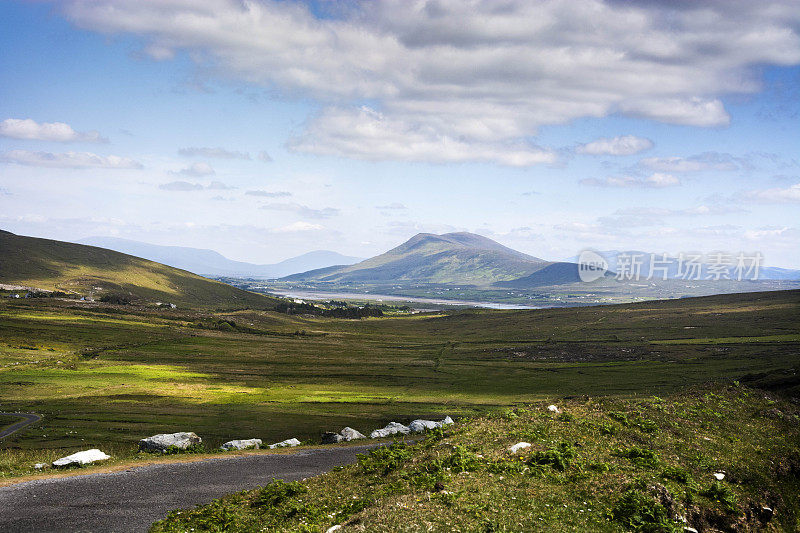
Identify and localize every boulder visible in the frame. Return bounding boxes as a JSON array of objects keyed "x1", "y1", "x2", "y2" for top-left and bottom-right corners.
[
  {"x1": 339, "y1": 427, "x2": 366, "y2": 441},
  {"x1": 220, "y1": 438, "x2": 262, "y2": 451},
  {"x1": 322, "y1": 432, "x2": 344, "y2": 444},
  {"x1": 139, "y1": 432, "x2": 201, "y2": 453},
  {"x1": 713, "y1": 472, "x2": 725, "y2": 481},
  {"x1": 370, "y1": 422, "x2": 411, "y2": 438},
  {"x1": 33, "y1": 463, "x2": 46, "y2": 470},
  {"x1": 508, "y1": 442, "x2": 531, "y2": 454},
  {"x1": 409, "y1": 417, "x2": 454, "y2": 432},
  {"x1": 52, "y1": 449, "x2": 110, "y2": 468},
  {"x1": 268, "y1": 438, "x2": 301, "y2": 449},
  {"x1": 409, "y1": 419, "x2": 440, "y2": 432},
  {"x1": 547, "y1": 405, "x2": 561, "y2": 413}
]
